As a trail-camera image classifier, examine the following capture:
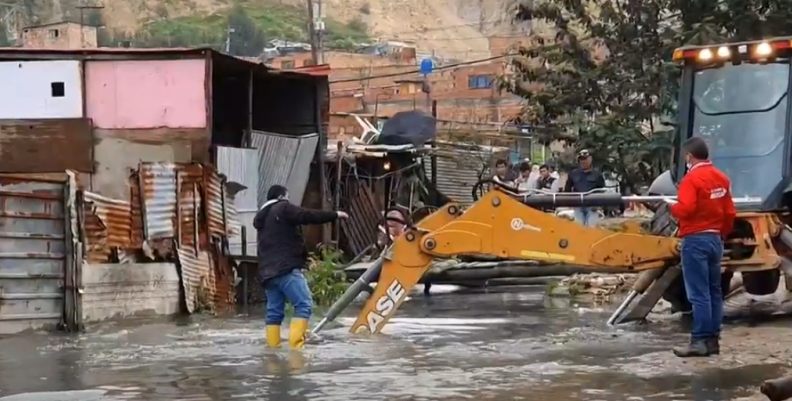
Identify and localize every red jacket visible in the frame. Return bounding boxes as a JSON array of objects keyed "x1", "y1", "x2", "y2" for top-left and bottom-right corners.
[{"x1": 670, "y1": 161, "x2": 736, "y2": 238}]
